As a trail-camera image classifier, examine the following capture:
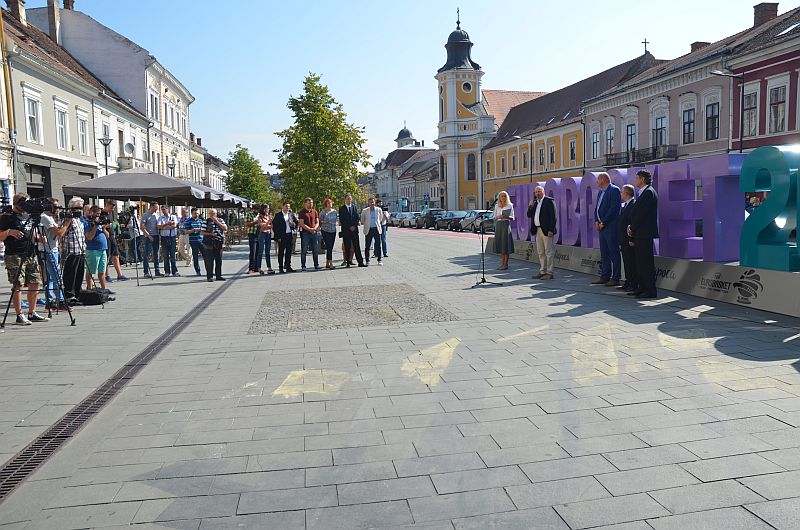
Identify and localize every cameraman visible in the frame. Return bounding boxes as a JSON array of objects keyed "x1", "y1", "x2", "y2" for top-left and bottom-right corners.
[
  {"x1": 0, "y1": 192, "x2": 48, "y2": 325},
  {"x1": 83, "y1": 205, "x2": 110, "y2": 290},
  {"x1": 38, "y1": 198, "x2": 66, "y2": 309},
  {"x1": 61, "y1": 197, "x2": 86, "y2": 303},
  {"x1": 125, "y1": 204, "x2": 143, "y2": 266},
  {"x1": 102, "y1": 200, "x2": 128, "y2": 282}
]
